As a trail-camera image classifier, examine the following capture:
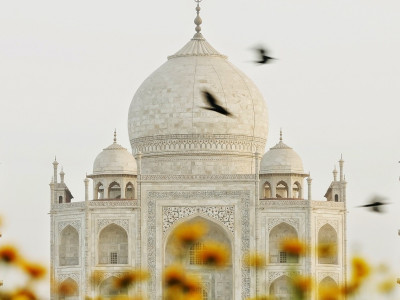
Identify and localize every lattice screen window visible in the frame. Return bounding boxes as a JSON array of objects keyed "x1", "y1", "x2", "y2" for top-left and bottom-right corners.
[
  {"x1": 189, "y1": 242, "x2": 204, "y2": 265},
  {"x1": 279, "y1": 251, "x2": 287, "y2": 263},
  {"x1": 110, "y1": 252, "x2": 118, "y2": 264}
]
